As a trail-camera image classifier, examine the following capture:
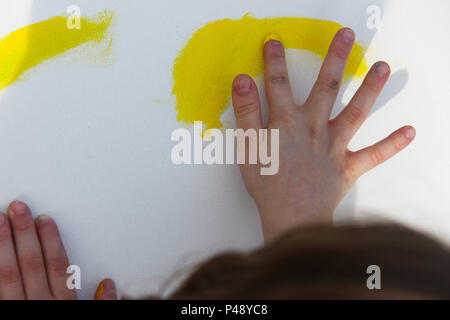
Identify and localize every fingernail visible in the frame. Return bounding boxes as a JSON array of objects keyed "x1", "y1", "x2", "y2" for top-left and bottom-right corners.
[
  {"x1": 266, "y1": 39, "x2": 282, "y2": 46},
  {"x1": 235, "y1": 75, "x2": 252, "y2": 94},
  {"x1": 95, "y1": 283, "x2": 104, "y2": 299},
  {"x1": 36, "y1": 215, "x2": 52, "y2": 224},
  {"x1": 342, "y1": 28, "x2": 355, "y2": 42},
  {"x1": 0, "y1": 213, "x2": 6, "y2": 225},
  {"x1": 104, "y1": 279, "x2": 116, "y2": 291},
  {"x1": 264, "y1": 33, "x2": 282, "y2": 45},
  {"x1": 10, "y1": 201, "x2": 28, "y2": 216},
  {"x1": 375, "y1": 62, "x2": 390, "y2": 77},
  {"x1": 405, "y1": 126, "x2": 416, "y2": 139}
]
